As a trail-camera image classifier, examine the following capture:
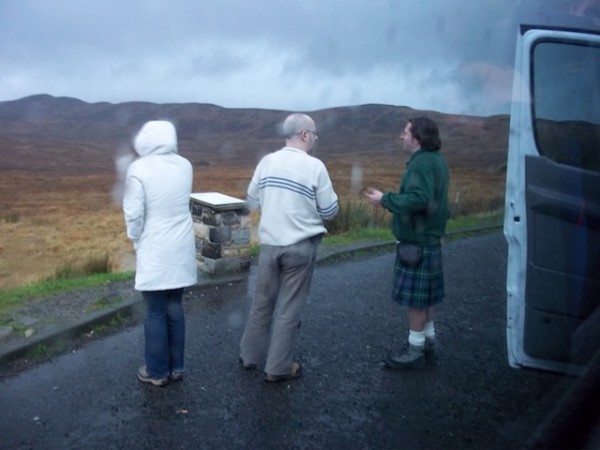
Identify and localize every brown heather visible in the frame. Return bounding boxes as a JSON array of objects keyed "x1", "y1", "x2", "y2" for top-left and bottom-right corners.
[{"x1": 0, "y1": 164, "x2": 504, "y2": 291}]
